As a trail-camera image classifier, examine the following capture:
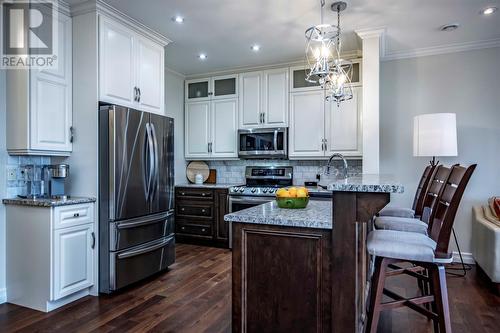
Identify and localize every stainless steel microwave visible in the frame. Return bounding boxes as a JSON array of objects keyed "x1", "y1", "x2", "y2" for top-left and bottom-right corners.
[{"x1": 238, "y1": 128, "x2": 288, "y2": 159}]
